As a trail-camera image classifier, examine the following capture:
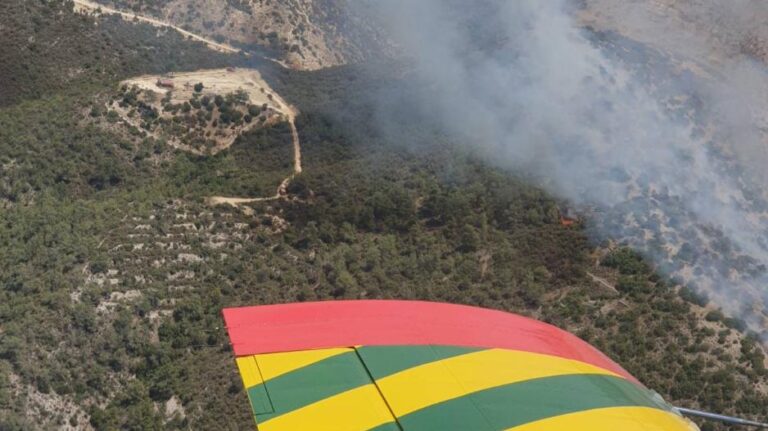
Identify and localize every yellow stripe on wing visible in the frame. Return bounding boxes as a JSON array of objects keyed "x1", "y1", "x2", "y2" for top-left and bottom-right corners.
[
  {"x1": 255, "y1": 348, "x2": 351, "y2": 382},
  {"x1": 506, "y1": 406, "x2": 699, "y2": 431},
  {"x1": 375, "y1": 348, "x2": 621, "y2": 417},
  {"x1": 235, "y1": 356, "x2": 264, "y2": 388},
  {"x1": 257, "y1": 384, "x2": 397, "y2": 431}
]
